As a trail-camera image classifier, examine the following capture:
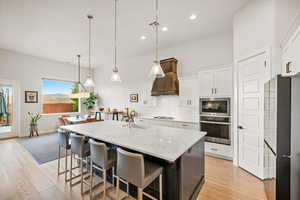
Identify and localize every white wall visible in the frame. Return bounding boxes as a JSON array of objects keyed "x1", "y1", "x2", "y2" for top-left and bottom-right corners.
[
  {"x1": 274, "y1": 0, "x2": 300, "y2": 76},
  {"x1": 95, "y1": 32, "x2": 233, "y2": 120},
  {"x1": 95, "y1": 32, "x2": 233, "y2": 84},
  {"x1": 0, "y1": 49, "x2": 89, "y2": 137},
  {"x1": 97, "y1": 77, "x2": 200, "y2": 122},
  {"x1": 233, "y1": 0, "x2": 275, "y2": 60}
]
